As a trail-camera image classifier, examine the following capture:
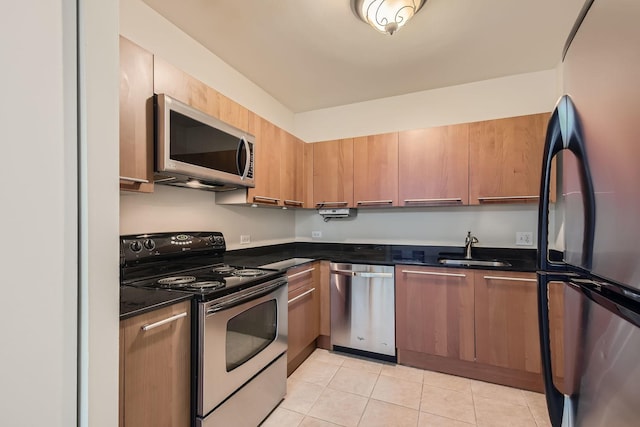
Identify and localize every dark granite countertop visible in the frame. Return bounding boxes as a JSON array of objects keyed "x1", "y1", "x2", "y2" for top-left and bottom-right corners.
[
  {"x1": 120, "y1": 286, "x2": 192, "y2": 320},
  {"x1": 121, "y1": 242, "x2": 539, "y2": 318},
  {"x1": 223, "y1": 242, "x2": 537, "y2": 272}
]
